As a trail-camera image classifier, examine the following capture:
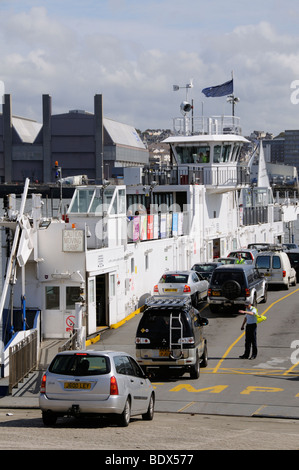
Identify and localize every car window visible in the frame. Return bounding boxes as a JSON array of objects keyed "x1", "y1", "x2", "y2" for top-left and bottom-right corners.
[
  {"x1": 273, "y1": 256, "x2": 281, "y2": 269},
  {"x1": 114, "y1": 355, "x2": 134, "y2": 375},
  {"x1": 212, "y1": 271, "x2": 244, "y2": 286},
  {"x1": 193, "y1": 264, "x2": 215, "y2": 272},
  {"x1": 128, "y1": 357, "x2": 144, "y2": 377},
  {"x1": 256, "y1": 256, "x2": 270, "y2": 269},
  {"x1": 49, "y1": 354, "x2": 110, "y2": 376},
  {"x1": 160, "y1": 274, "x2": 189, "y2": 284},
  {"x1": 192, "y1": 273, "x2": 199, "y2": 282}
]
